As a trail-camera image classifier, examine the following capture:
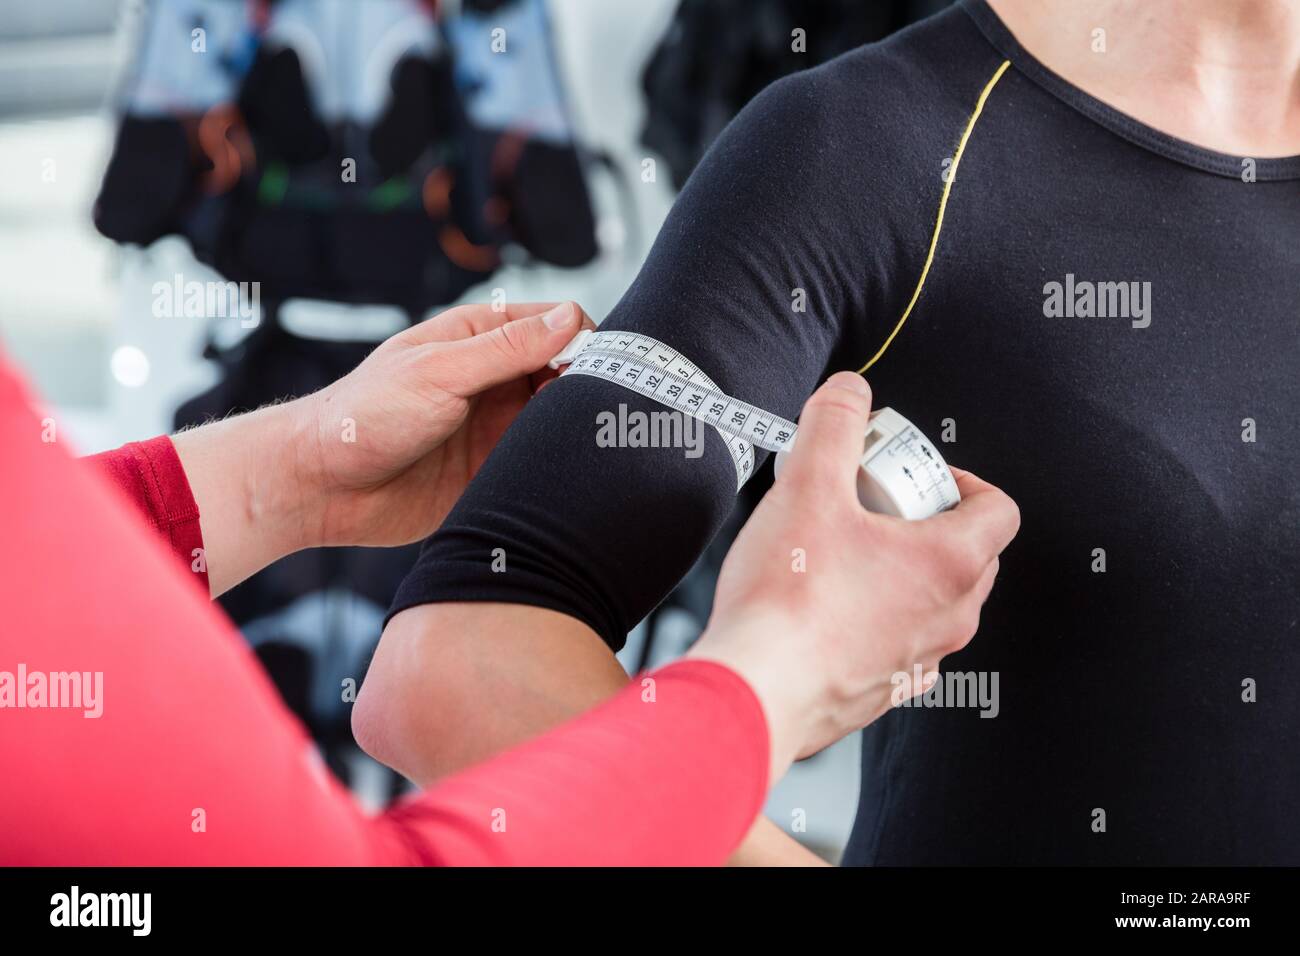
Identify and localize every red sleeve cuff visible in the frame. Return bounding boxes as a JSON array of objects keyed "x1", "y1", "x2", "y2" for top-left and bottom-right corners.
[{"x1": 84, "y1": 436, "x2": 209, "y2": 593}]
